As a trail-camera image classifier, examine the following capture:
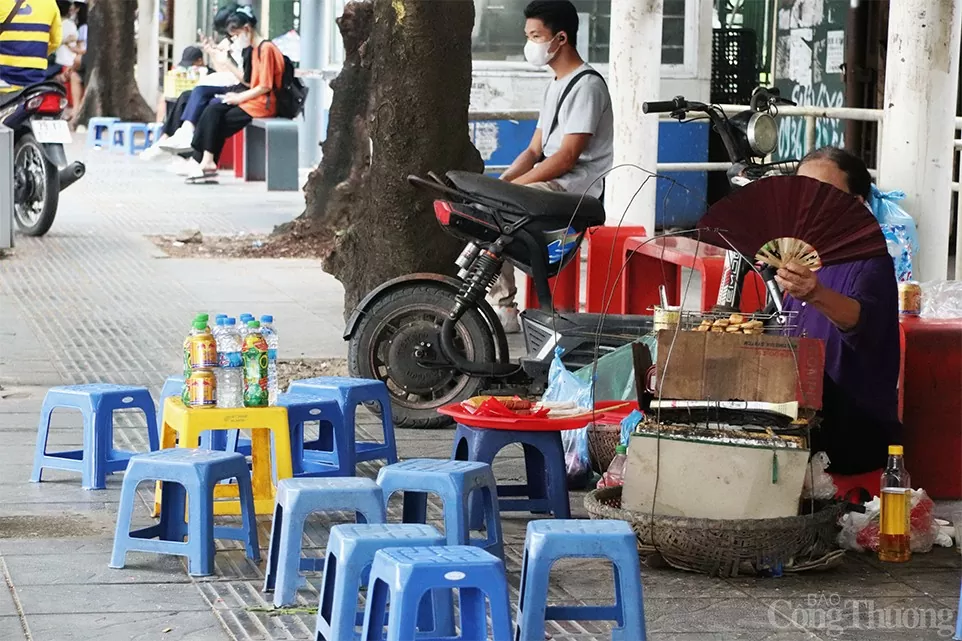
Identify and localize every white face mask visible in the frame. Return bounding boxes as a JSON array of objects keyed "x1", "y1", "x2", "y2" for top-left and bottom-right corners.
[
  {"x1": 524, "y1": 35, "x2": 558, "y2": 68},
  {"x1": 233, "y1": 31, "x2": 251, "y2": 50}
]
